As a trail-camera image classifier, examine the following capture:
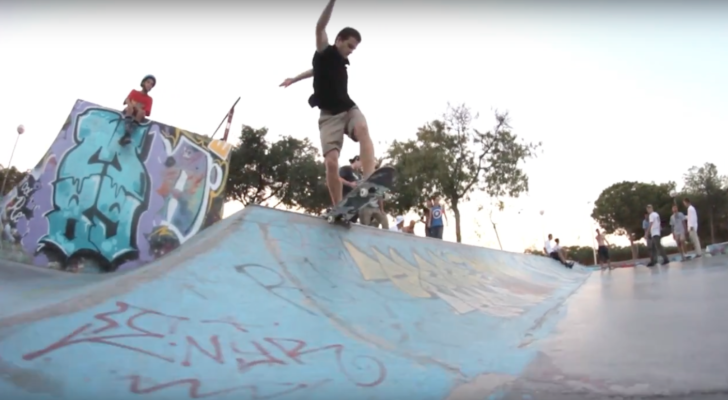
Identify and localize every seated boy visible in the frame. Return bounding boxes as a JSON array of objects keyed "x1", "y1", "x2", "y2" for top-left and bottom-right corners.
[
  {"x1": 120, "y1": 74, "x2": 156, "y2": 145},
  {"x1": 550, "y1": 238, "x2": 574, "y2": 268}
]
